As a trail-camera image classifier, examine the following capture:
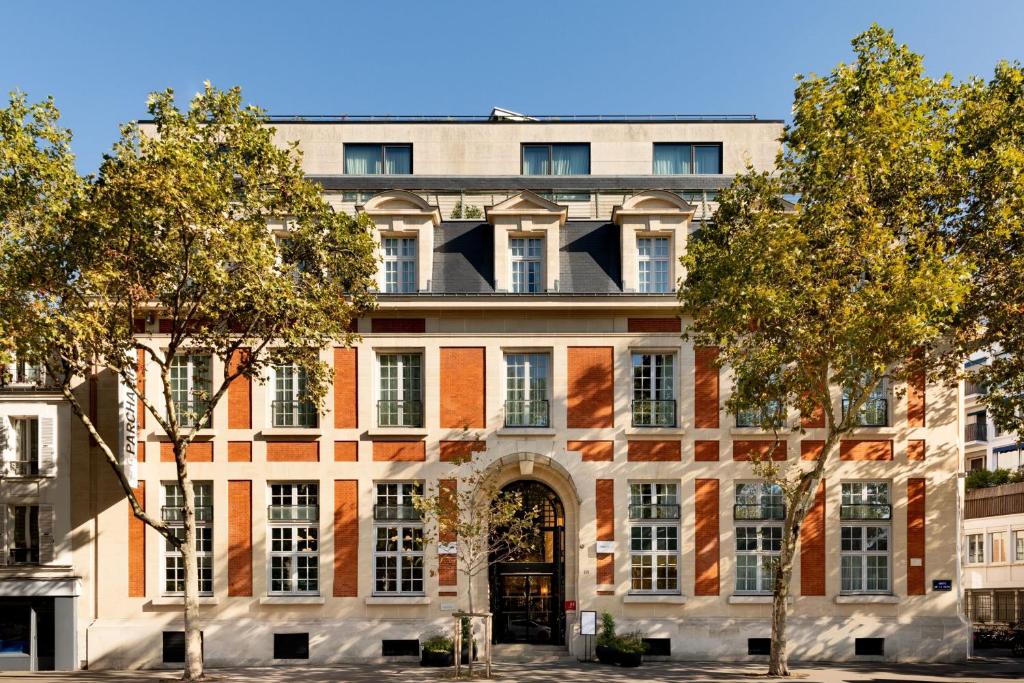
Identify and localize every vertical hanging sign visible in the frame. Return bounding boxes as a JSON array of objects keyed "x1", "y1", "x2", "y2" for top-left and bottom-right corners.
[{"x1": 118, "y1": 364, "x2": 139, "y2": 487}]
